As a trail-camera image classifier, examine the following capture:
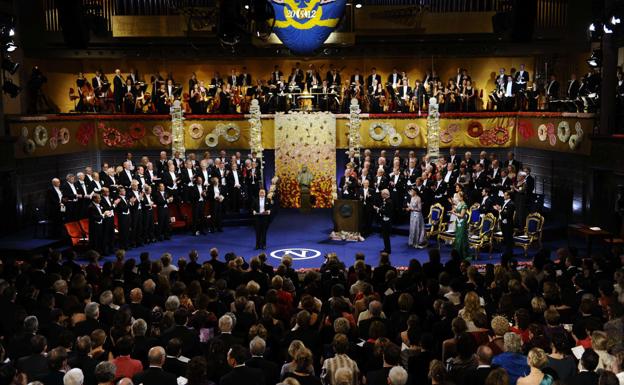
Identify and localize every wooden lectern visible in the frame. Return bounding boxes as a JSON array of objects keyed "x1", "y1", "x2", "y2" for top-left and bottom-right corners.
[{"x1": 333, "y1": 199, "x2": 362, "y2": 233}]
